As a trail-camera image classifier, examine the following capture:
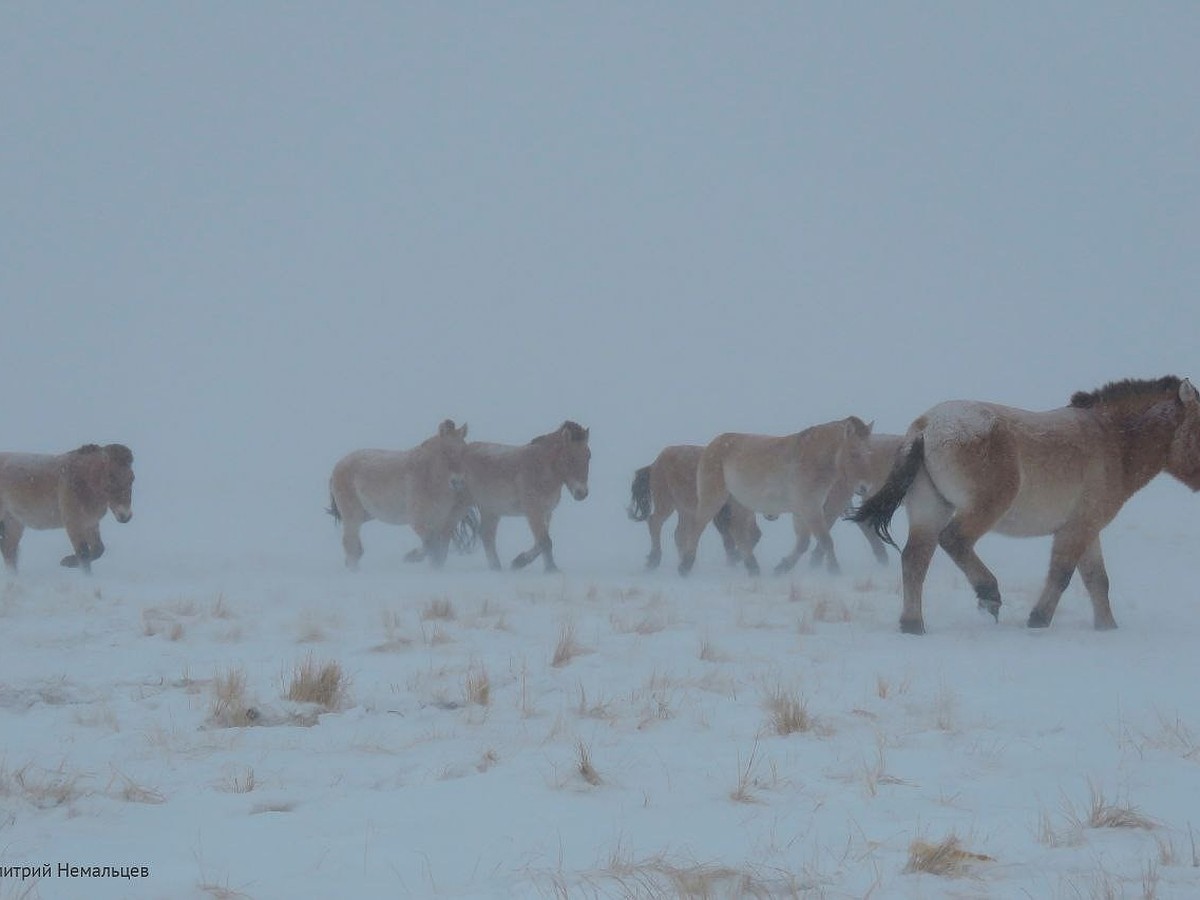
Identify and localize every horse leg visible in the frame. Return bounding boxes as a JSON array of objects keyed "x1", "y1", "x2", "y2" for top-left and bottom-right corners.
[
  {"x1": 898, "y1": 472, "x2": 952, "y2": 634},
  {"x1": 340, "y1": 518, "x2": 365, "y2": 570},
  {"x1": 646, "y1": 507, "x2": 669, "y2": 570},
  {"x1": 62, "y1": 522, "x2": 103, "y2": 574},
  {"x1": 1026, "y1": 527, "x2": 1097, "y2": 629},
  {"x1": 512, "y1": 510, "x2": 553, "y2": 572},
  {"x1": 673, "y1": 512, "x2": 693, "y2": 568},
  {"x1": 681, "y1": 450, "x2": 729, "y2": 576},
  {"x1": 775, "y1": 517, "x2": 812, "y2": 575},
  {"x1": 404, "y1": 547, "x2": 426, "y2": 563},
  {"x1": 712, "y1": 505, "x2": 743, "y2": 566},
  {"x1": 1, "y1": 518, "x2": 23, "y2": 574},
  {"x1": 1075, "y1": 536, "x2": 1117, "y2": 631},
  {"x1": 860, "y1": 519, "x2": 891, "y2": 565},
  {"x1": 479, "y1": 512, "x2": 502, "y2": 571}
]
